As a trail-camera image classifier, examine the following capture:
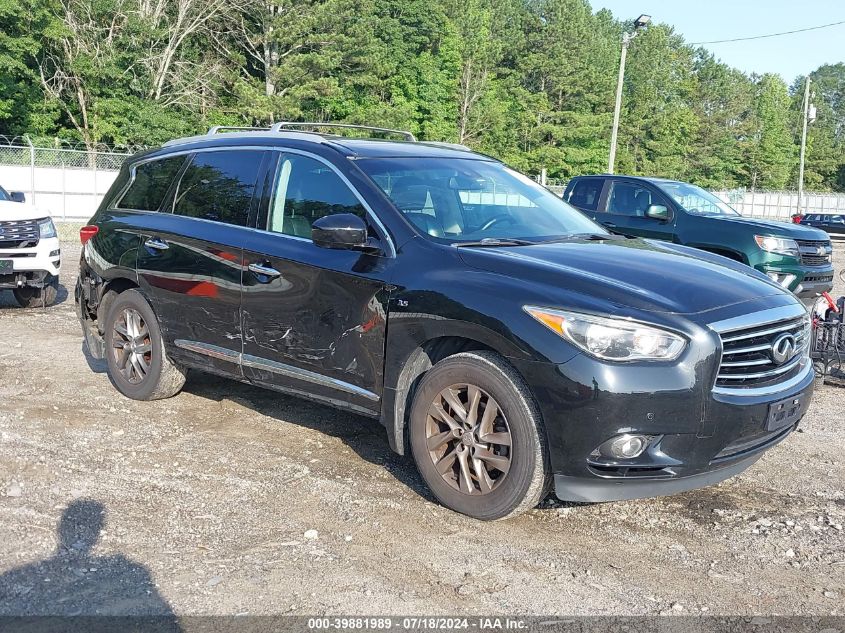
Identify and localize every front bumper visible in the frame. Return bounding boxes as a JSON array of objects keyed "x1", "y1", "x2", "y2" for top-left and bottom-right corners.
[
  {"x1": 756, "y1": 263, "x2": 834, "y2": 299},
  {"x1": 511, "y1": 348, "x2": 815, "y2": 503},
  {"x1": 0, "y1": 237, "x2": 61, "y2": 289},
  {"x1": 554, "y1": 449, "x2": 766, "y2": 503}
]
